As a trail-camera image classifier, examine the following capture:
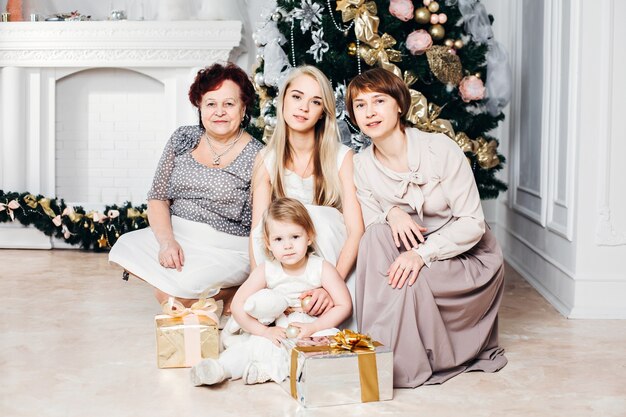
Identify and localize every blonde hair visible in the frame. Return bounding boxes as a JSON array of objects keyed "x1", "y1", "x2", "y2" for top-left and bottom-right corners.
[
  {"x1": 262, "y1": 197, "x2": 317, "y2": 258},
  {"x1": 265, "y1": 66, "x2": 343, "y2": 210}
]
